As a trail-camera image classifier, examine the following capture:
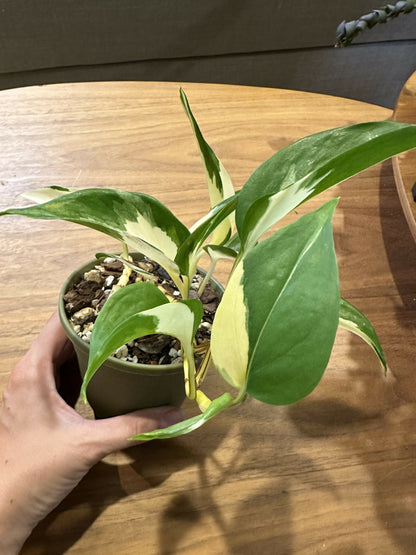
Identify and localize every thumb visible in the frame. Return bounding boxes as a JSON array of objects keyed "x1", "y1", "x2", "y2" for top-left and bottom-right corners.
[{"x1": 89, "y1": 406, "x2": 184, "y2": 456}]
